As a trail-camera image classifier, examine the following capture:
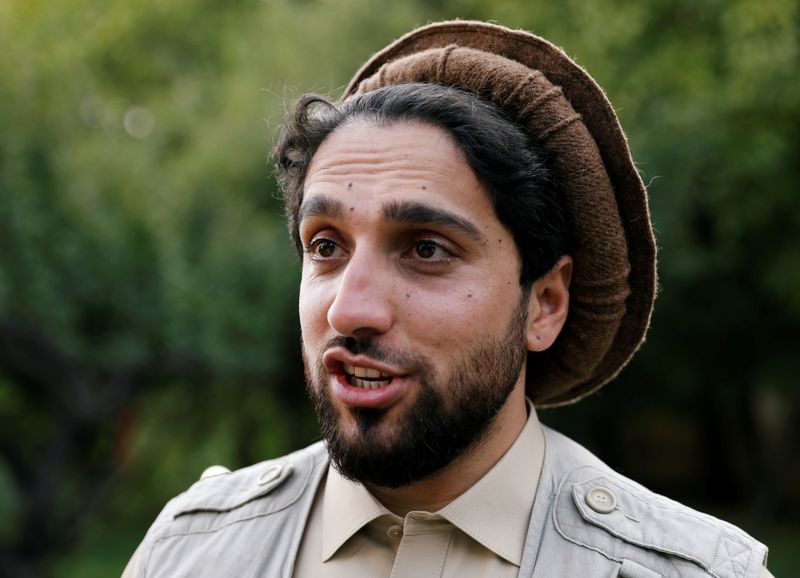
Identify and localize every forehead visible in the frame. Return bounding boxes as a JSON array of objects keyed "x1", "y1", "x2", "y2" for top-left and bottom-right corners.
[{"x1": 301, "y1": 120, "x2": 499, "y2": 227}]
